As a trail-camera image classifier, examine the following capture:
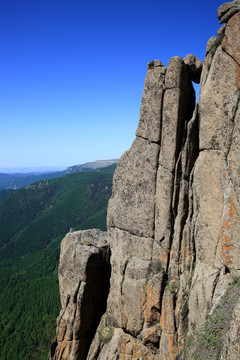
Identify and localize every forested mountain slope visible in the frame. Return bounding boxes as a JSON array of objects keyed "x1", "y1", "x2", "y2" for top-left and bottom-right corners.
[{"x1": 0, "y1": 165, "x2": 115, "y2": 360}]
